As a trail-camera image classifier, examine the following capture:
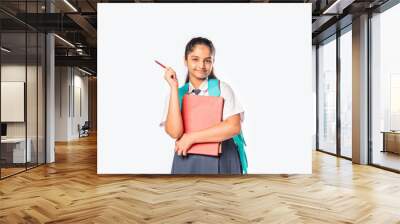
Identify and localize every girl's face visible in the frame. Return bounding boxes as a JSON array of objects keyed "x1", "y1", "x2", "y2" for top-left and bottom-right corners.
[{"x1": 185, "y1": 44, "x2": 214, "y2": 80}]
